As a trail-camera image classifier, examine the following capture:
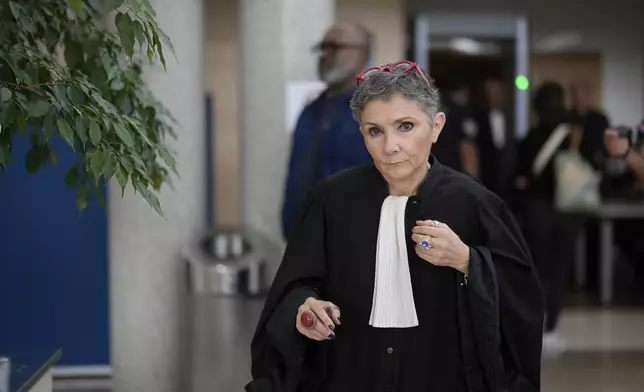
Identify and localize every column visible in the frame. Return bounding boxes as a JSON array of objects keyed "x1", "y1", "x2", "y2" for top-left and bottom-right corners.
[
  {"x1": 108, "y1": 0, "x2": 205, "y2": 390},
  {"x1": 337, "y1": 0, "x2": 406, "y2": 65},
  {"x1": 206, "y1": 0, "x2": 241, "y2": 227},
  {"x1": 239, "y1": 0, "x2": 335, "y2": 261}
]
